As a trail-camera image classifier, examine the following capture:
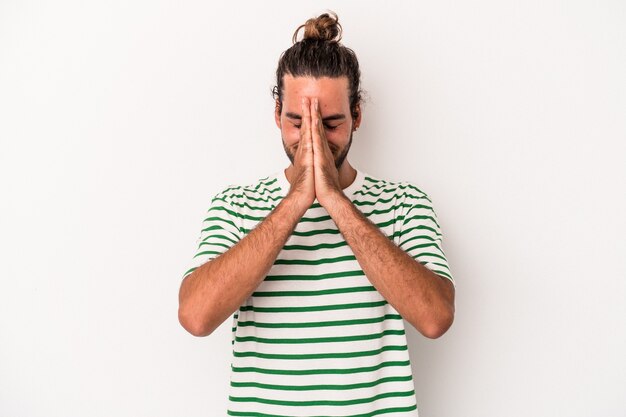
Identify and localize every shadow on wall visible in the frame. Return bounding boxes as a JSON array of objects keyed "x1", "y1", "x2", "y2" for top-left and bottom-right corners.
[{"x1": 405, "y1": 321, "x2": 459, "y2": 413}]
